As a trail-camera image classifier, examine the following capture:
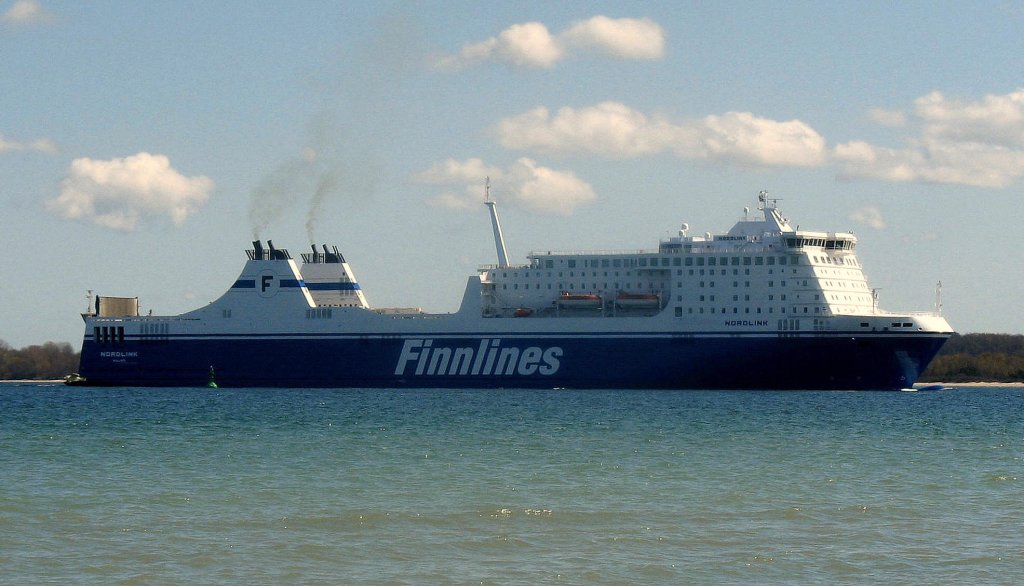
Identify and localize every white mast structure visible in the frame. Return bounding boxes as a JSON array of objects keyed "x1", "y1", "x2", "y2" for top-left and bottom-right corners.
[{"x1": 483, "y1": 177, "x2": 510, "y2": 268}]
